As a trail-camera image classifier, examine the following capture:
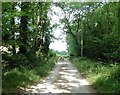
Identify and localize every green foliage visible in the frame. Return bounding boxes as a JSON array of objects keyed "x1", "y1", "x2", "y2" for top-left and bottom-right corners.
[
  {"x1": 2, "y1": 68, "x2": 40, "y2": 93},
  {"x1": 2, "y1": 53, "x2": 57, "y2": 93},
  {"x1": 2, "y1": 2, "x2": 53, "y2": 67},
  {"x1": 2, "y1": 2, "x2": 58, "y2": 93},
  {"x1": 2, "y1": 2, "x2": 120, "y2": 93},
  {"x1": 71, "y1": 58, "x2": 120, "y2": 93},
  {"x1": 54, "y1": 50, "x2": 68, "y2": 56},
  {"x1": 66, "y1": 34, "x2": 80, "y2": 56},
  {"x1": 59, "y1": 2, "x2": 120, "y2": 62}
]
